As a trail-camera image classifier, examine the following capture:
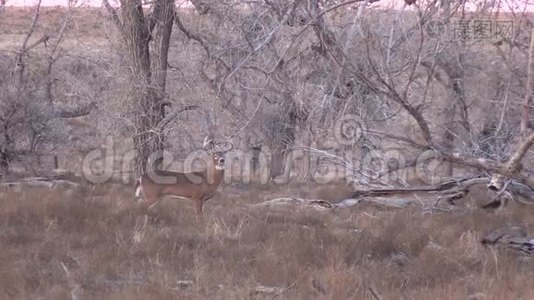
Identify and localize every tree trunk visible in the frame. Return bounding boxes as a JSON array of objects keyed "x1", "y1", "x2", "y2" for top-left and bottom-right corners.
[
  {"x1": 149, "y1": 0, "x2": 175, "y2": 169},
  {"x1": 120, "y1": 0, "x2": 173, "y2": 177}
]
